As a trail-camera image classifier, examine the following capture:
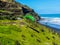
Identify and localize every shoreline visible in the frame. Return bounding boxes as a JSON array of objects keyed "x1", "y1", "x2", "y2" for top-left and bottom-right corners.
[{"x1": 39, "y1": 22, "x2": 60, "y2": 35}]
